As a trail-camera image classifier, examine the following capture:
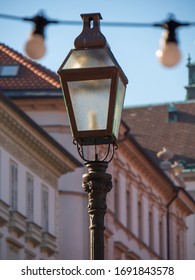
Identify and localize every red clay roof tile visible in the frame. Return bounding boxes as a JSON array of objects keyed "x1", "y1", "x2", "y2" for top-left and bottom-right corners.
[
  {"x1": 0, "y1": 43, "x2": 60, "y2": 91},
  {"x1": 123, "y1": 102, "x2": 195, "y2": 165}
]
